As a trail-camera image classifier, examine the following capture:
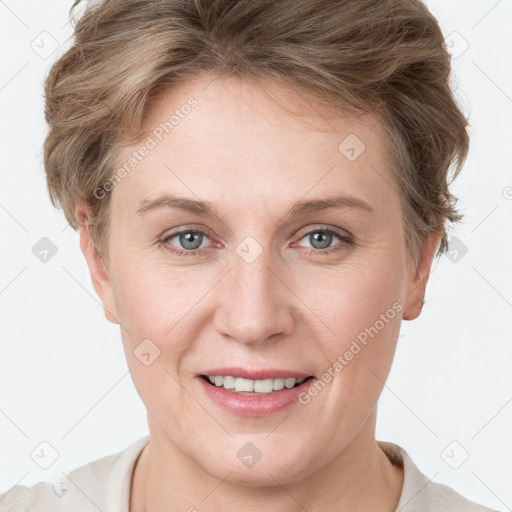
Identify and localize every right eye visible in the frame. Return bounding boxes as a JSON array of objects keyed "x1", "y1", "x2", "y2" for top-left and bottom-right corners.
[{"x1": 160, "y1": 229, "x2": 213, "y2": 255}]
